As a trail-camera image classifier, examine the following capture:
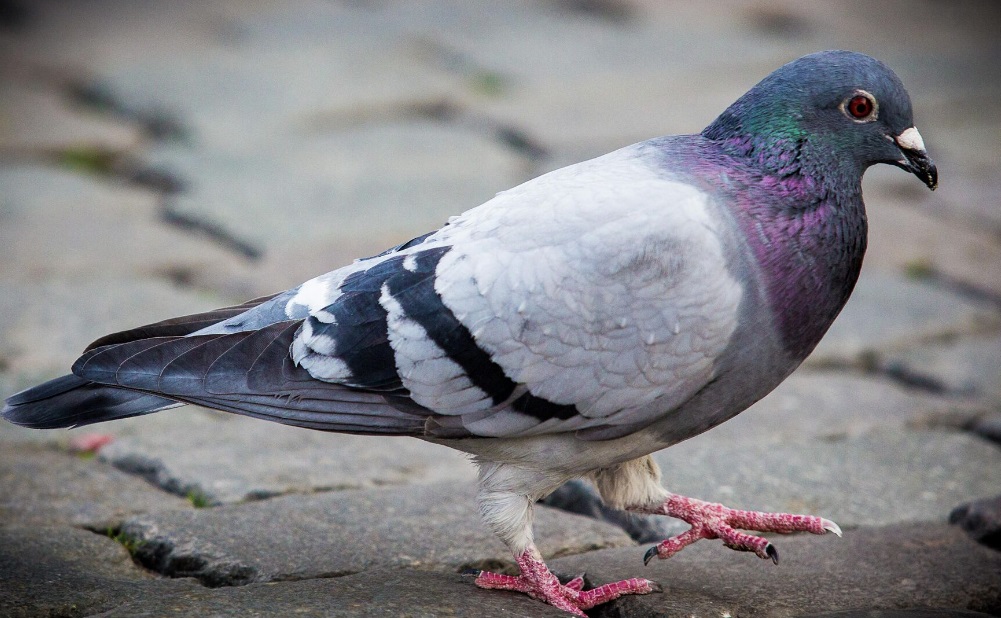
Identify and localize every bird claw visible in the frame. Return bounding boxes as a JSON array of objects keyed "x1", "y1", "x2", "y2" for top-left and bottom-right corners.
[
  {"x1": 477, "y1": 549, "x2": 656, "y2": 615},
  {"x1": 643, "y1": 495, "x2": 841, "y2": 565},
  {"x1": 766, "y1": 543, "x2": 779, "y2": 565},
  {"x1": 563, "y1": 573, "x2": 586, "y2": 591}
]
